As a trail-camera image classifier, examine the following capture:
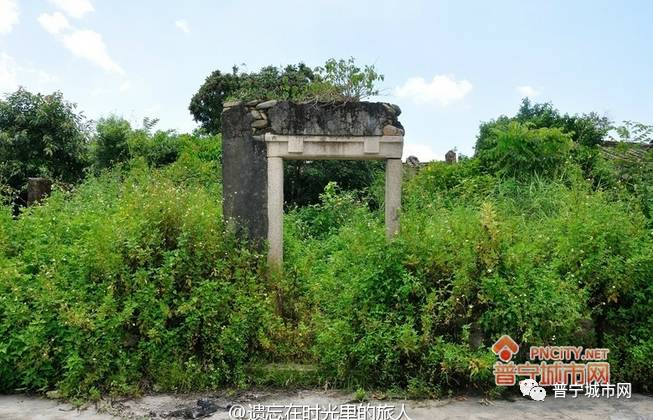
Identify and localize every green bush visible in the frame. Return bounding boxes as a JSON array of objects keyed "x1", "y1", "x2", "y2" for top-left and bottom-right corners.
[
  {"x1": 2, "y1": 107, "x2": 653, "y2": 398},
  {"x1": 92, "y1": 116, "x2": 132, "y2": 170},
  {"x1": 91, "y1": 117, "x2": 203, "y2": 172},
  {"x1": 477, "y1": 122, "x2": 573, "y2": 179},
  {"x1": 308, "y1": 57, "x2": 384, "y2": 101},
  {"x1": 0, "y1": 141, "x2": 277, "y2": 397},
  {"x1": 128, "y1": 129, "x2": 180, "y2": 167},
  {"x1": 280, "y1": 157, "x2": 653, "y2": 392},
  {"x1": 476, "y1": 98, "x2": 611, "y2": 153},
  {"x1": 403, "y1": 159, "x2": 496, "y2": 209}
]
